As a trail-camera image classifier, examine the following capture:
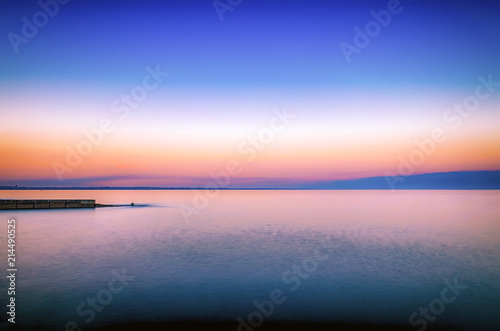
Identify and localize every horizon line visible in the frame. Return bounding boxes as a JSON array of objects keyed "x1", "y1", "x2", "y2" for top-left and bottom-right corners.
[{"x1": 1, "y1": 170, "x2": 499, "y2": 190}]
